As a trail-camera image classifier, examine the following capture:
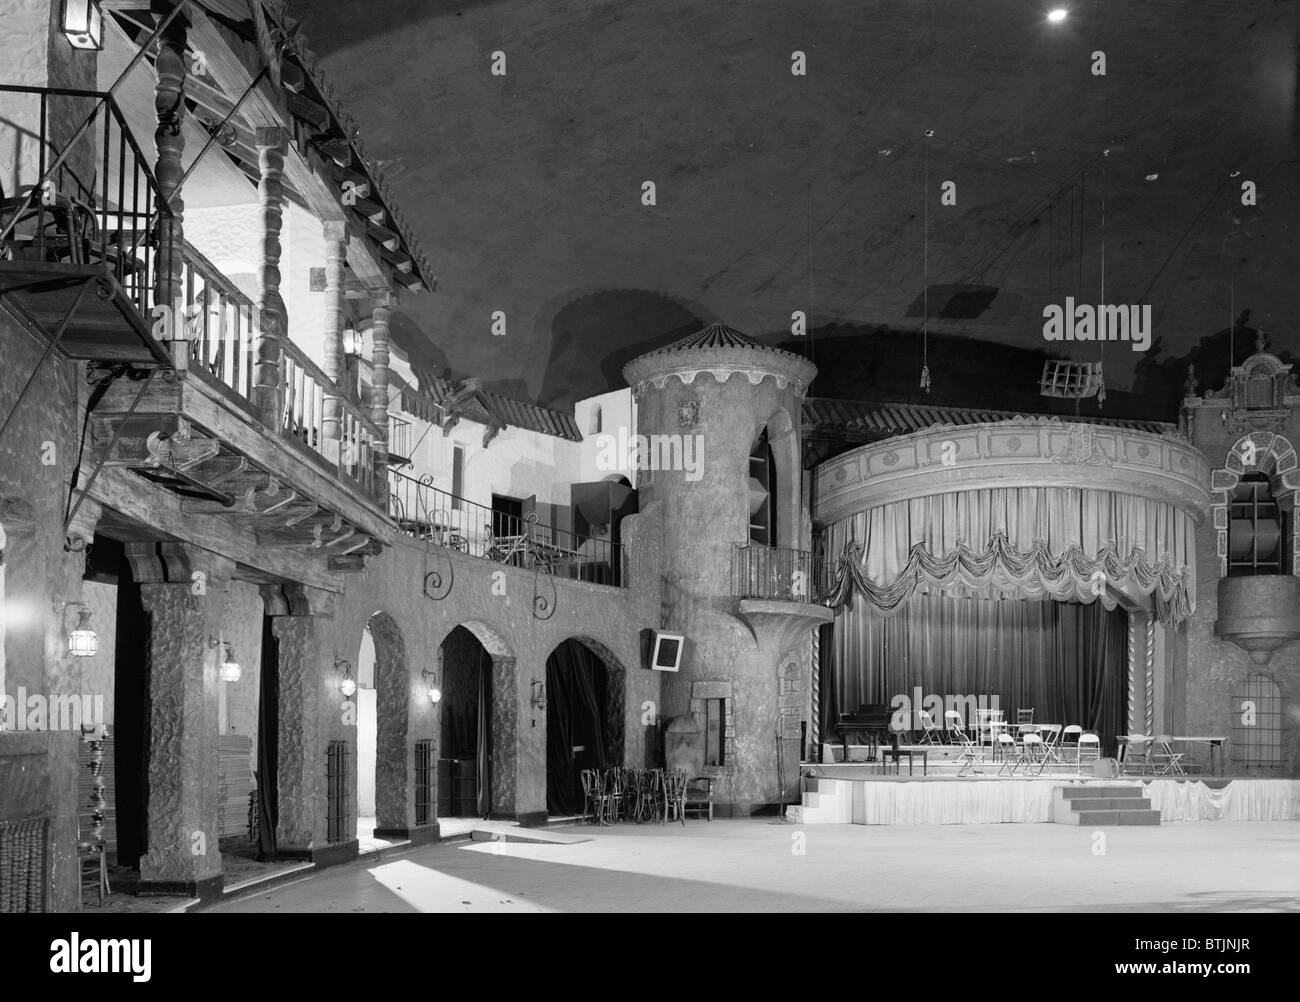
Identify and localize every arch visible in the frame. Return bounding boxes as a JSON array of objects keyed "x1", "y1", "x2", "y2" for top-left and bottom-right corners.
[
  {"x1": 569, "y1": 635, "x2": 628, "y2": 765},
  {"x1": 436, "y1": 625, "x2": 496, "y2": 818},
  {"x1": 543, "y1": 636, "x2": 629, "y2": 816},
  {"x1": 367, "y1": 610, "x2": 411, "y2": 834},
  {"x1": 1211, "y1": 433, "x2": 1300, "y2": 578}
]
